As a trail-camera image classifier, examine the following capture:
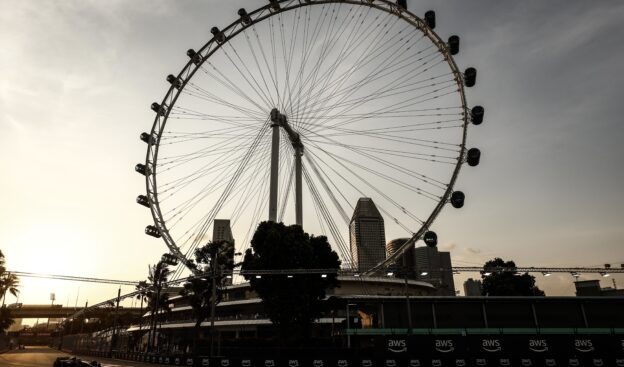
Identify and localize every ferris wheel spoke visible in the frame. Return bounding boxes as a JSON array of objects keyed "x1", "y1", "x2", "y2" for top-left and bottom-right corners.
[
  {"x1": 241, "y1": 31, "x2": 277, "y2": 108},
  {"x1": 250, "y1": 25, "x2": 282, "y2": 109},
  {"x1": 227, "y1": 142, "x2": 273, "y2": 224},
  {"x1": 296, "y1": 22, "x2": 423, "y2": 125},
  {"x1": 222, "y1": 43, "x2": 276, "y2": 109},
  {"x1": 292, "y1": 4, "x2": 358, "y2": 126},
  {"x1": 179, "y1": 86, "x2": 266, "y2": 120},
  {"x1": 295, "y1": 8, "x2": 397, "y2": 123},
  {"x1": 305, "y1": 146, "x2": 424, "y2": 227},
  {"x1": 199, "y1": 62, "x2": 268, "y2": 112},
  {"x1": 158, "y1": 129, "x2": 262, "y2": 191},
  {"x1": 309, "y1": 140, "x2": 443, "y2": 201},
  {"x1": 288, "y1": 2, "x2": 364, "y2": 122},
  {"x1": 302, "y1": 52, "x2": 446, "y2": 130},
  {"x1": 298, "y1": 22, "x2": 420, "y2": 120},
  {"x1": 305, "y1": 72, "x2": 454, "y2": 120},
  {"x1": 290, "y1": 3, "x2": 363, "y2": 114},
  {"x1": 306, "y1": 145, "x2": 428, "y2": 227},
  {"x1": 181, "y1": 123, "x2": 271, "y2": 259},
  {"x1": 310, "y1": 85, "x2": 460, "y2": 134},
  {"x1": 303, "y1": 166, "x2": 352, "y2": 263},
  {"x1": 302, "y1": 123, "x2": 461, "y2": 156}
]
